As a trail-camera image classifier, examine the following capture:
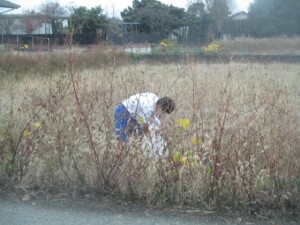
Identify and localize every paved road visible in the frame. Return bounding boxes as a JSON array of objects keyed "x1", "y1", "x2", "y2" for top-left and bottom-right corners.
[{"x1": 0, "y1": 195, "x2": 298, "y2": 225}]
